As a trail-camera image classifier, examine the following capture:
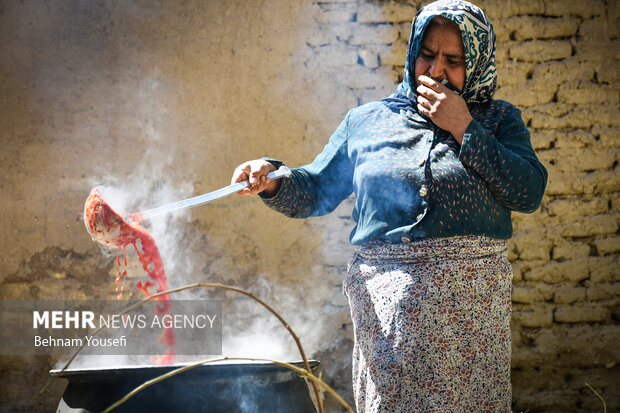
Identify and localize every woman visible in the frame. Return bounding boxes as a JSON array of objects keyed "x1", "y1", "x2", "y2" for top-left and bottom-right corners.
[{"x1": 231, "y1": 0, "x2": 547, "y2": 411}]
